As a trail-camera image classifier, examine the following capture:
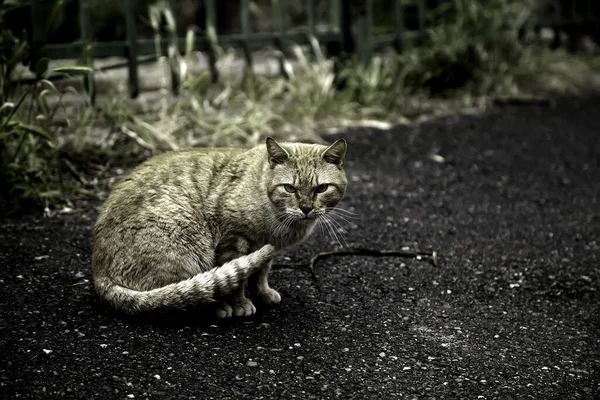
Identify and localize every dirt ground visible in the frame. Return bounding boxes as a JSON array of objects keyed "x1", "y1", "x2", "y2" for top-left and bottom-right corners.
[{"x1": 0, "y1": 95, "x2": 598, "y2": 399}]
